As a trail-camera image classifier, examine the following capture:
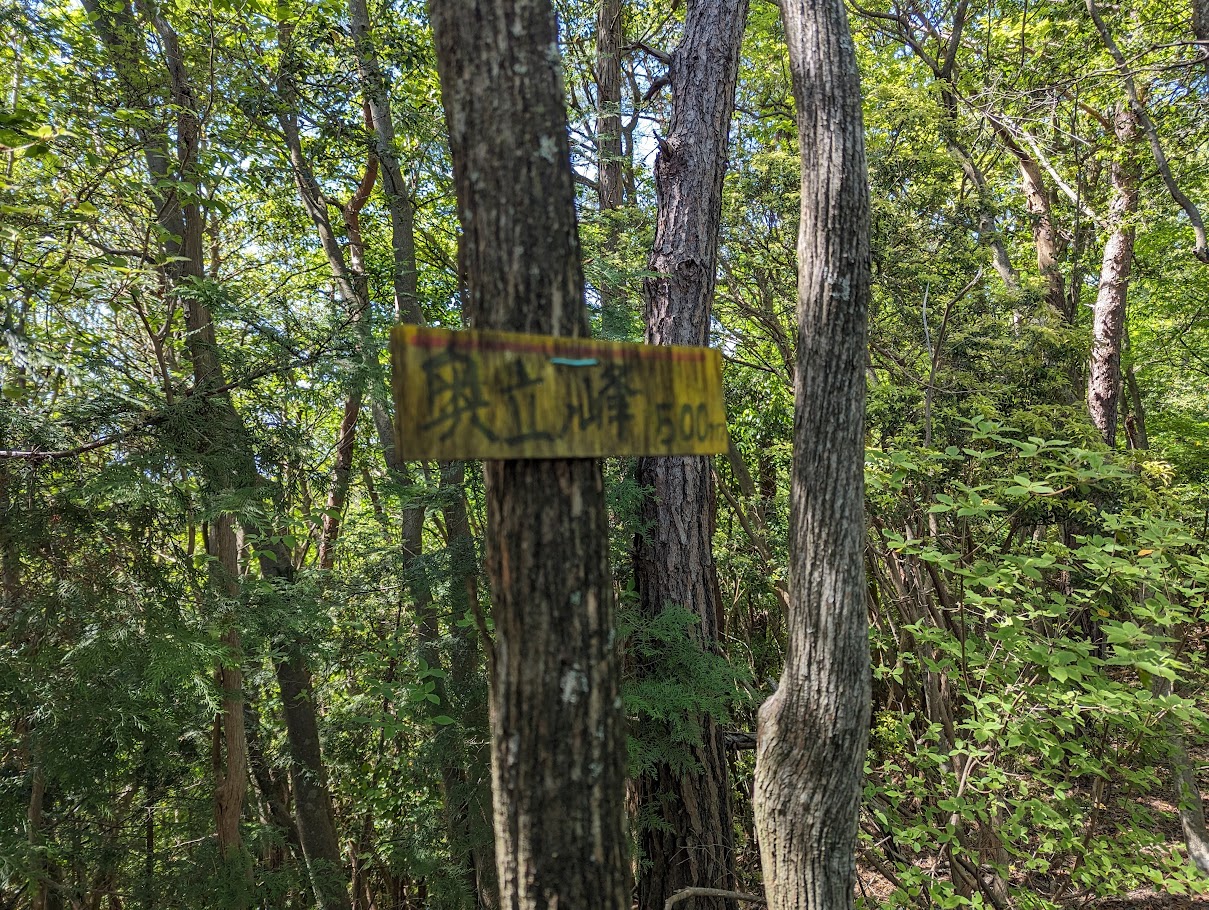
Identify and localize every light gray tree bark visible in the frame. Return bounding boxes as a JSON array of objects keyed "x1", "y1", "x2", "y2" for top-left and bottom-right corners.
[
  {"x1": 751, "y1": 0, "x2": 872, "y2": 906},
  {"x1": 1087, "y1": 106, "x2": 1139, "y2": 448}
]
